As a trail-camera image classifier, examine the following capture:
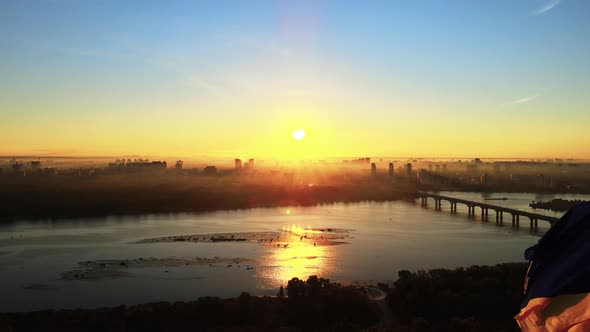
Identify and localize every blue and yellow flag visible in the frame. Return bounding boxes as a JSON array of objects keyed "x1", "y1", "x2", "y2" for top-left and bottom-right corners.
[{"x1": 516, "y1": 202, "x2": 590, "y2": 331}]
